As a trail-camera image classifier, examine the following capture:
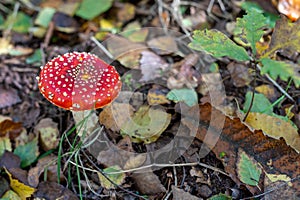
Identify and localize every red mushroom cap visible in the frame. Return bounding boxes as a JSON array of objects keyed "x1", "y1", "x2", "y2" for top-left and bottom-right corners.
[{"x1": 37, "y1": 52, "x2": 122, "y2": 111}]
